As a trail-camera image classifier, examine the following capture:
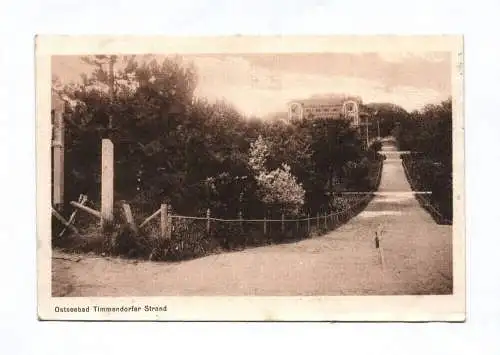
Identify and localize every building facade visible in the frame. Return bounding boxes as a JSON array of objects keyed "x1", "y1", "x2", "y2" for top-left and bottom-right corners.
[{"x1": 287, "y1": 96, "x2": 363, "y2": 127}]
